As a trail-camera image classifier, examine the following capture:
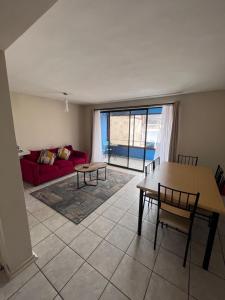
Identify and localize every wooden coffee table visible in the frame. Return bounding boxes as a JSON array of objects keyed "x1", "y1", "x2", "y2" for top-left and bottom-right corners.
[{"x1": 74, "y1": 162, "x2": 107, "y2": 189}]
